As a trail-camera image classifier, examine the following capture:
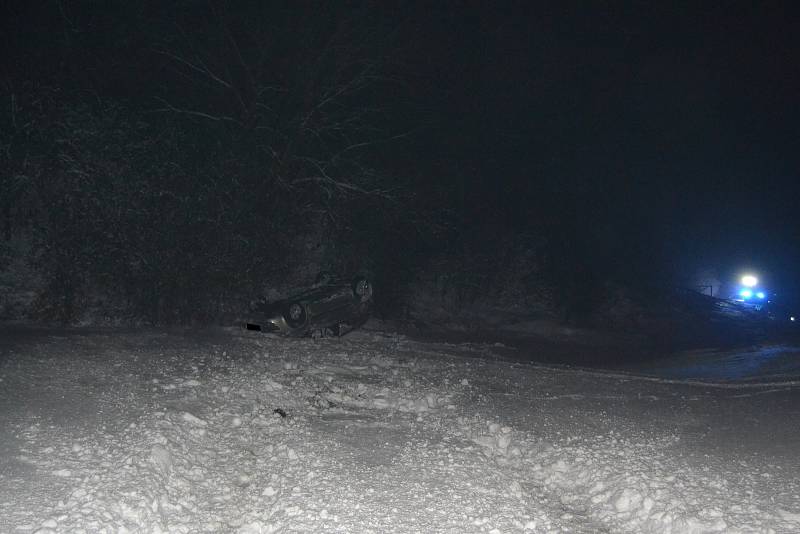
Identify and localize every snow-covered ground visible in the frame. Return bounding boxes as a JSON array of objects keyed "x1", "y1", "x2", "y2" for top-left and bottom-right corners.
[
  {"x1": 1, "y1": 324, "x2": 799, "y2": 533},
  {"x1": 622, "y1": 345, "x2": 800, "y2": 384}
]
